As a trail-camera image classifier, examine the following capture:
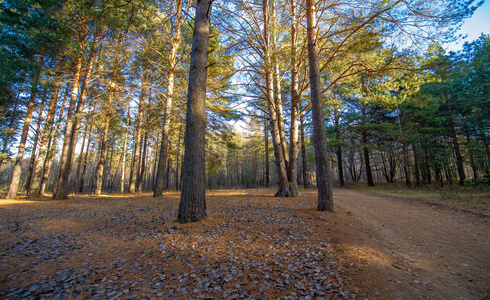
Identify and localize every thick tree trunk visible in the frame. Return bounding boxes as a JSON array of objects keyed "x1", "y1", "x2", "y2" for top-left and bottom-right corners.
[
  {"x1": 306, "y1": 0, "x2": 333, "y2": 212},
  {"x1": 7, "y1": 56, "x2": 44, "y2": 199},
  {"x1": 177, "y1": 0, "x2": 212, "y2": 223}
]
